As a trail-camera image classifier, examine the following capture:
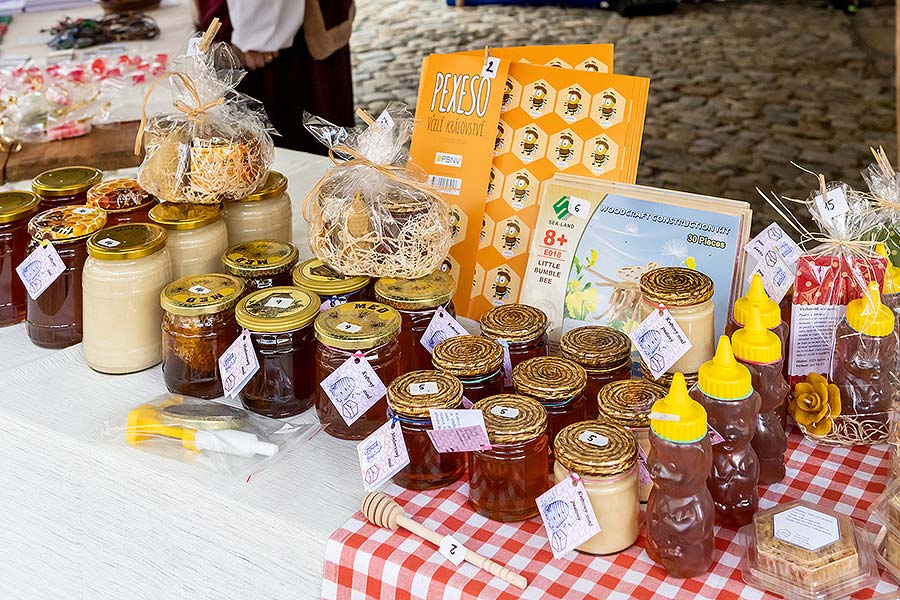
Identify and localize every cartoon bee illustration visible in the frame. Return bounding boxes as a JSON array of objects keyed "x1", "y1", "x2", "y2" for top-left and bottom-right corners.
[
  {"x1": 591, "y1": 138, "x2": 610, "y2": 168},
  {"x1": 520, "y1": 127, "x2": 540, "y2": 156},
  {"x1": 492, "y1": 269, "x2": 512, "y2": 300},
  {"x1": 480, "y1": 216, "x2": 487, "y2": 243},
  {"x1": 599, "y1": 91, "x2": 617, "y2": 120},
  {"x1": 548, "y1": 60, "x2": 565, "y2": 68},
  {"x1": 502, "y1": 78, "x2": 514, "y2": 107},
  {"x1": 564, "y1": 89, "x2": 582, "y2": 116},
  {"x1": 529, "y1": 83, "x2": 548, "y2": 112},
  {"x1": 487, "y1": 168, "x2": 496, "y2": 196},
  {"x1": 440, "y1": 258, "x2": 452, "y2": 274},
  {"x1": 583, "y1": 60, "x2": 600, "y2": 72},
  {"x1": 502, "y1": 221, "x2": 520, "y2": 251},
  {"x1": 556, "y1": 133, "x2": 575, "y2": 162},
  {"x1": 511, "y1": 173, "x2": 530, "y2": 204},
  {"x1": 494, "y1": 123, "x2": 505, "y2": 152},
  {"x1": 449, "y1": 208, "x2": 460, "y2": 239}
]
